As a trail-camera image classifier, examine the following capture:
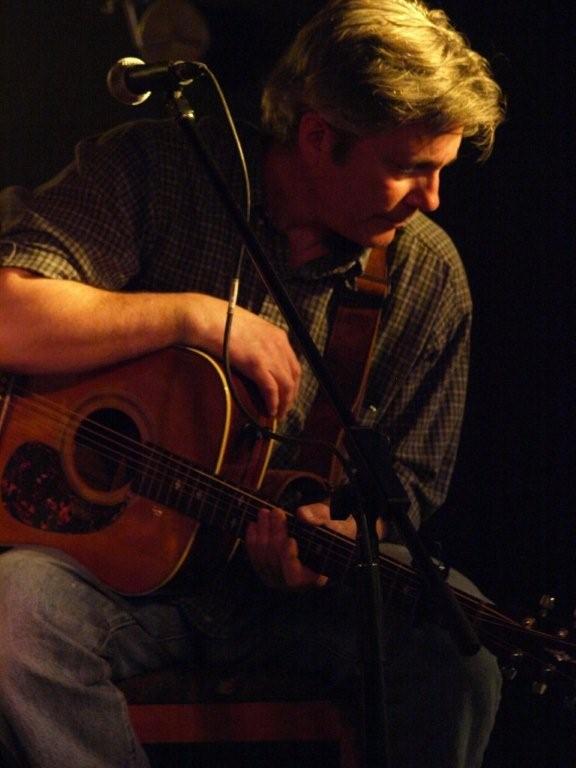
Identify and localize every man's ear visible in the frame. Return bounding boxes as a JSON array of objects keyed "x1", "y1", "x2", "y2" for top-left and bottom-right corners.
[{"x1": 297, "y1": 112, "x2": 335, "y2": 165}]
